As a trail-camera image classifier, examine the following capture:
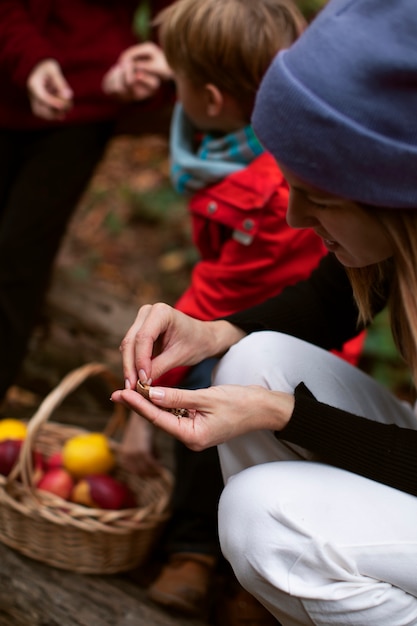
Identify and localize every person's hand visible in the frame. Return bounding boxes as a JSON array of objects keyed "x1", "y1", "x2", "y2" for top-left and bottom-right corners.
[
  {"x1": 102, "y1": 42, "x2": 173, "y2": 101},
  {"x1": 119, "y1": 302, "x2": 246, "y2": 391},
  {"x1": 114, "y1": 412, "x2": 162, "y2": 477},
  {"x1": 27, "y1": 59, "x2": 73, "y2": 120},
  {"x1": 111, "y1": 383, "x2": 294, "y2": 451}
]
